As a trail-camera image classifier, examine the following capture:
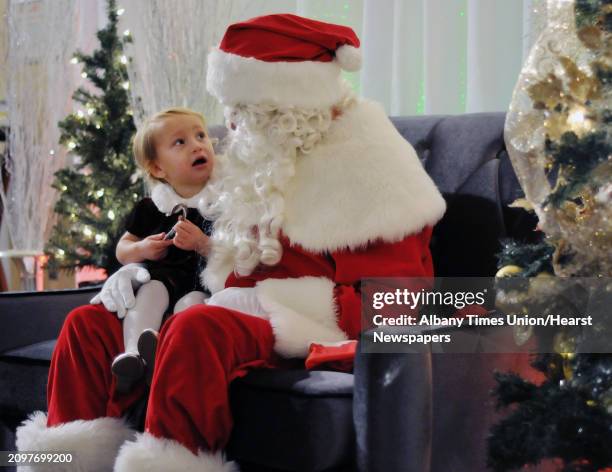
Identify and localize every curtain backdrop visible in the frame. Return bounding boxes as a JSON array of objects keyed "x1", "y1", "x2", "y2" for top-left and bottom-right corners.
[
  {"x1": 119, "y1": 0, "x2": 298, "y2": 127},
  {"x1": 117, "y1": 0, "x2": 549, "y2": 123},
  {"x1": 359, "y1": 0, "x2": 548, "y2": 115}
]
